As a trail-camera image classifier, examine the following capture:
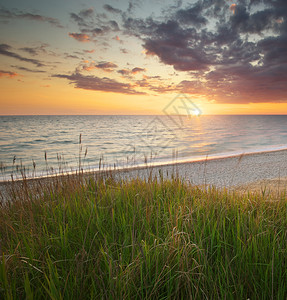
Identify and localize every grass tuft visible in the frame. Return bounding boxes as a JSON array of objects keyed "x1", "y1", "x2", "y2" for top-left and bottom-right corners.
[{"x1": 0, "y1": 173, "x2": 286, "y2": 299}]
